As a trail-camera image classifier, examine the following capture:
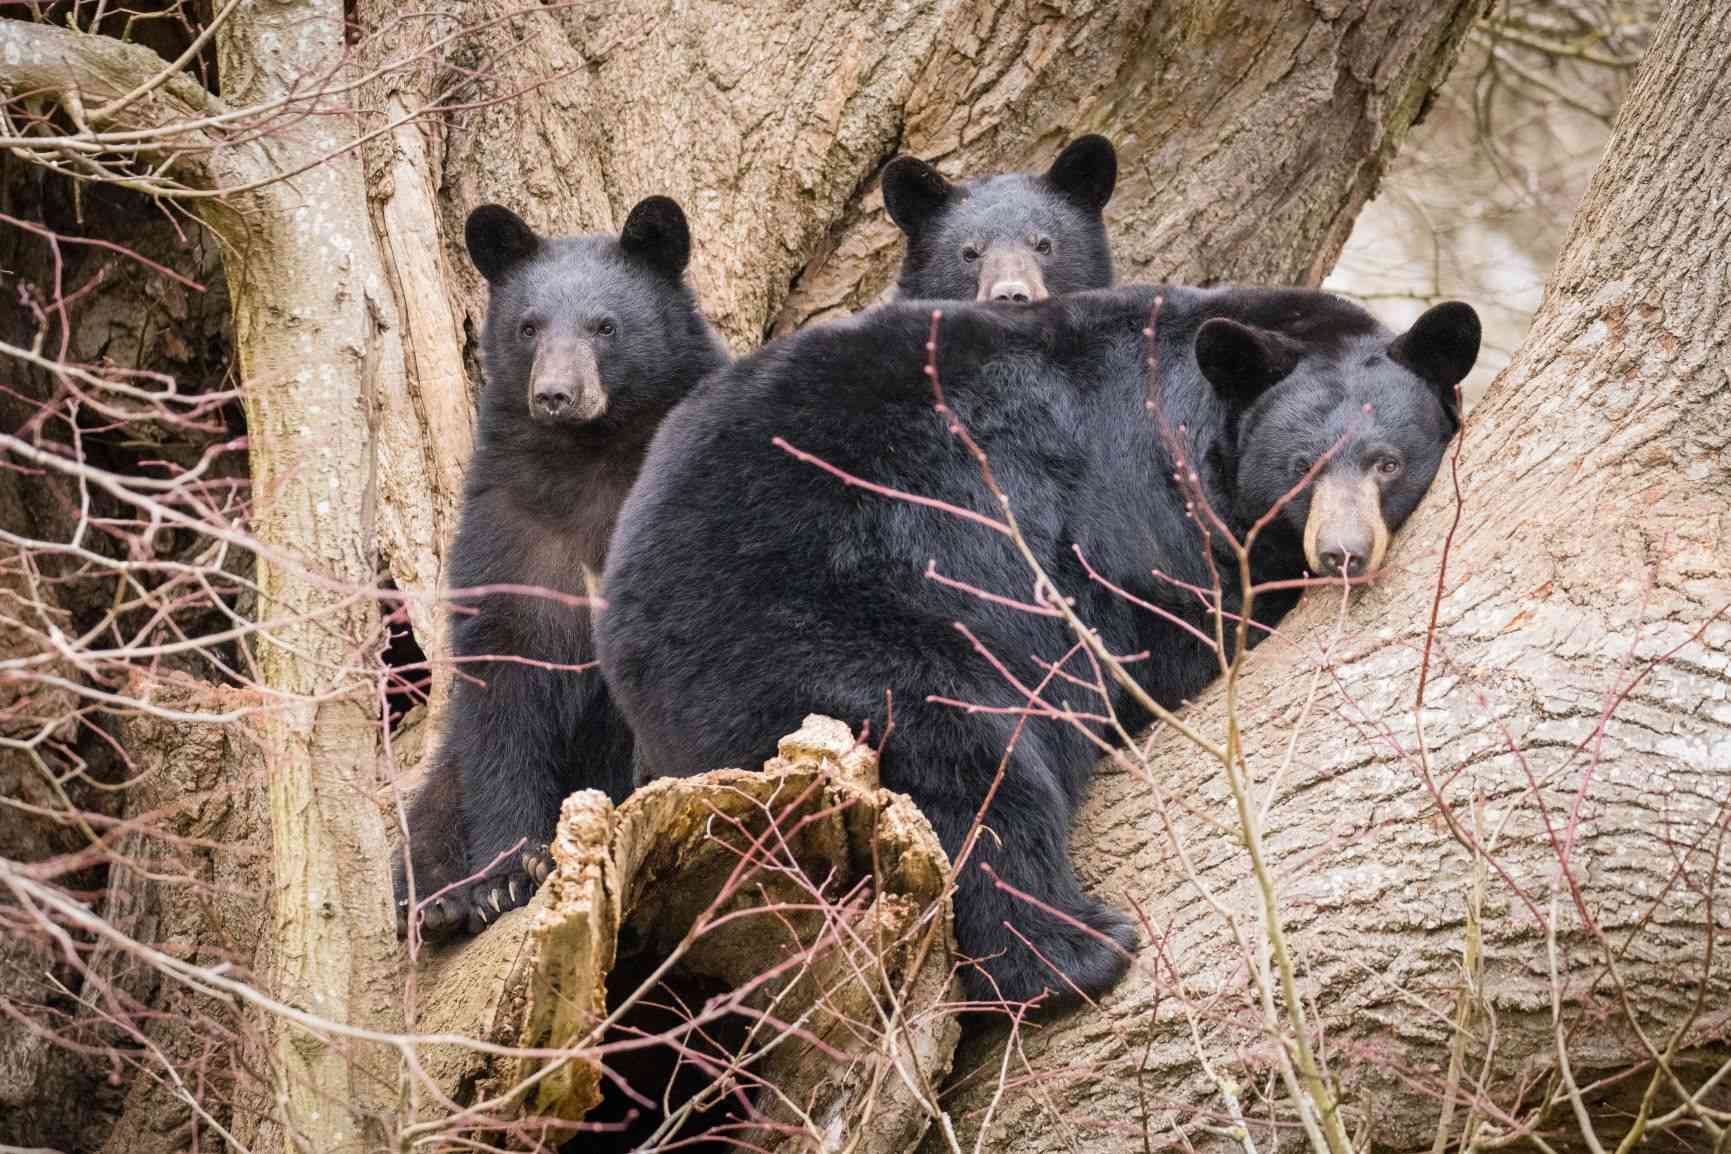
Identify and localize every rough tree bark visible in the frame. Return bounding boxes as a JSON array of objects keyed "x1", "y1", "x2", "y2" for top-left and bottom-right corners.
[
  {"x1": 934, "y1": 3, "x2": 1731, "y2": 1150},
  {"x1": 212, "y1": 5, "x2": 408, "y2": 1147}
]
